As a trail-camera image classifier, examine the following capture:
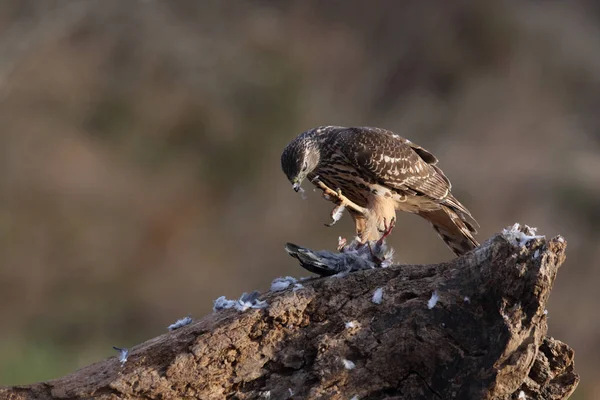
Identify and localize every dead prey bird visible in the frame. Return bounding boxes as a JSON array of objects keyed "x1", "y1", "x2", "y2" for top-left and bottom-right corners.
[
  {"x1": 285, "y1": 219, "x2": 395, "y2": 276},
  {"x1": 281, "y1": 126, "x2": 479, "y2": 255}
]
